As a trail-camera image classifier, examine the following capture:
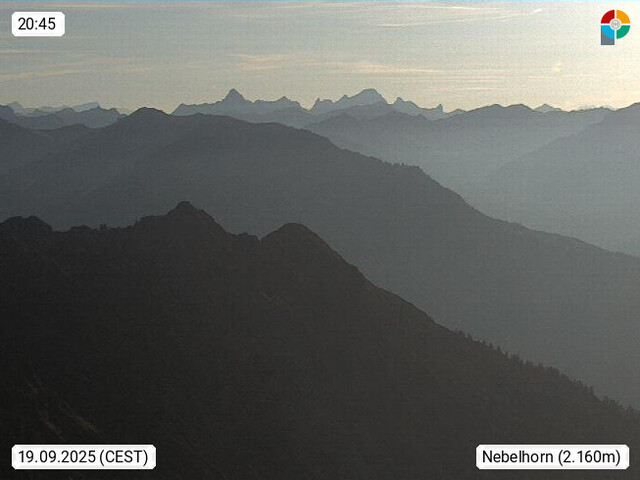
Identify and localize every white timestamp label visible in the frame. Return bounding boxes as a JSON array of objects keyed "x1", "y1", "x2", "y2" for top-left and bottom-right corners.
[
  {"x1": 12, "y1": 12, "x2": 65, "y2": 37},
  {"x1": 12, "y1": 445, "x2": 155, "y2": 470},
  {"x1": 477, "y1": 444, "x2": 629, "y2": 470}
]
